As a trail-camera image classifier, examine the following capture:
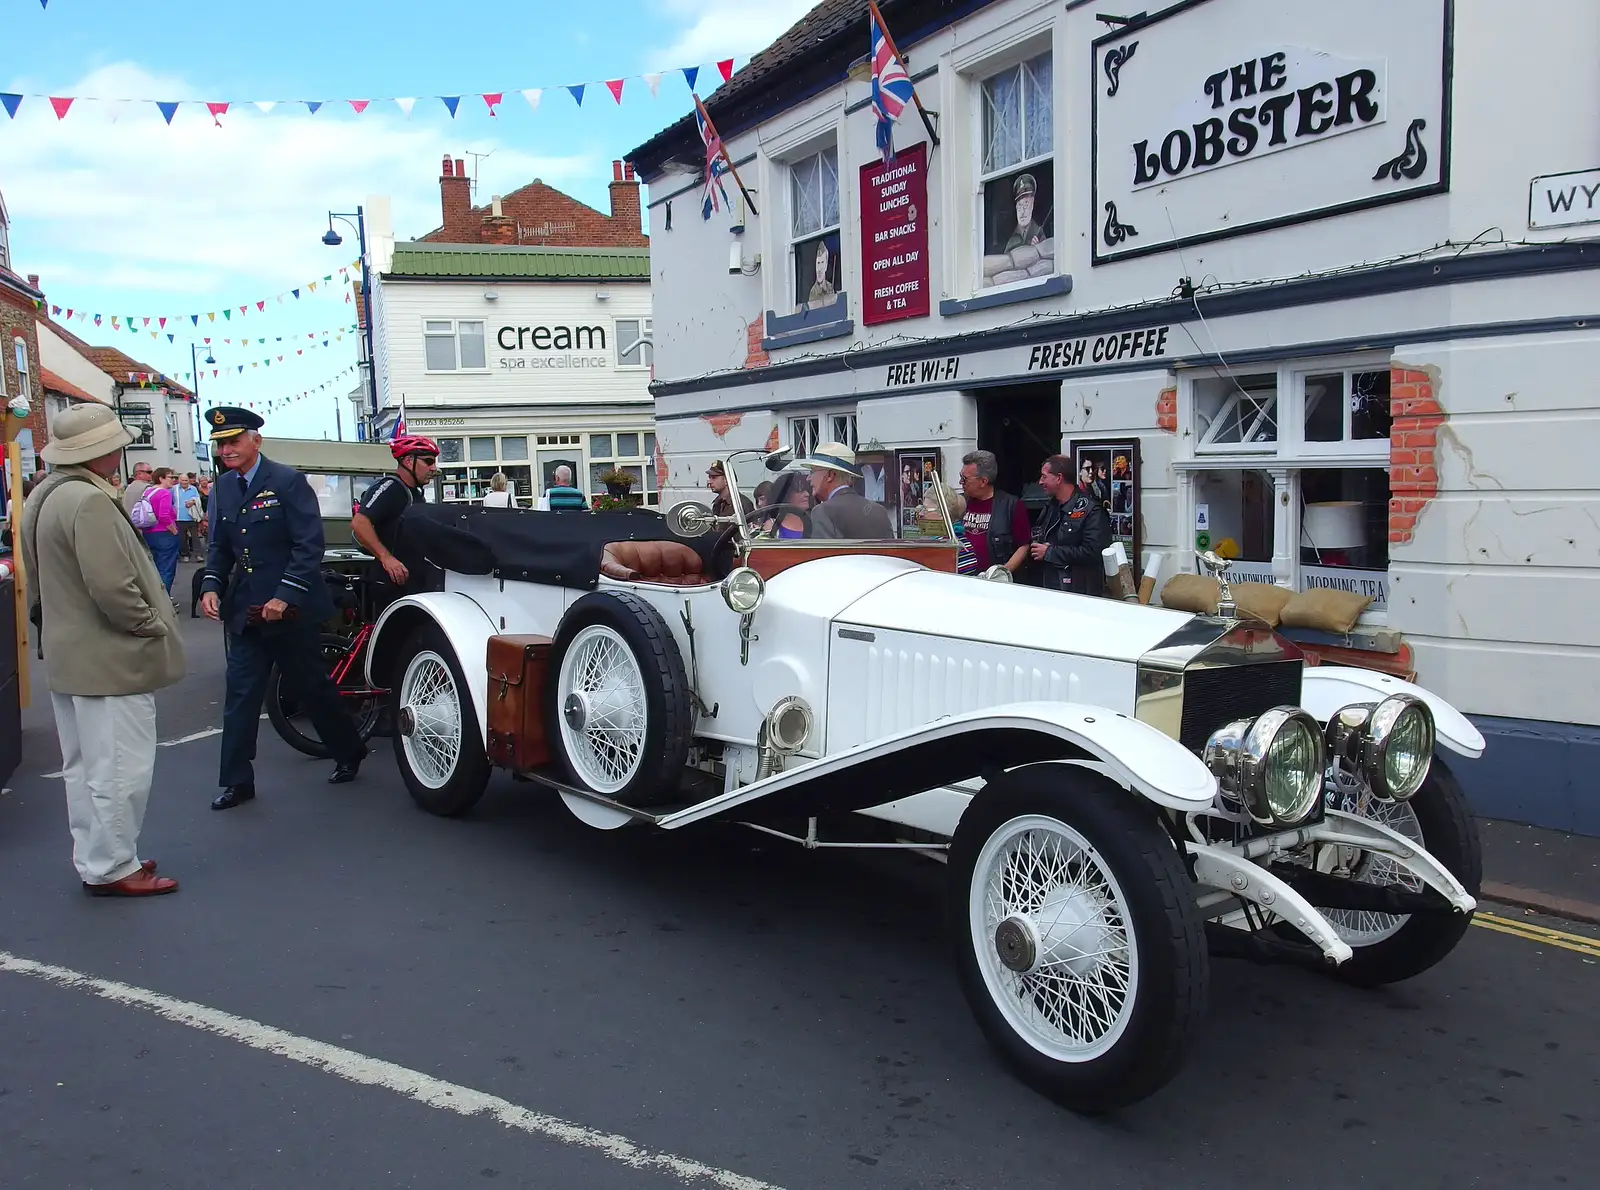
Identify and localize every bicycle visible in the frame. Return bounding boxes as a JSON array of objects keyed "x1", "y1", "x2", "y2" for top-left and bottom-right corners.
[{"x1": 265, "y1": 563, "x2": 390, "y2": 758}]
